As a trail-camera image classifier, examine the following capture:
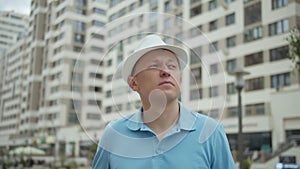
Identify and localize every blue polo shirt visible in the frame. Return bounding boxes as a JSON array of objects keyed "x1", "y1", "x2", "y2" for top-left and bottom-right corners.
[{"x1": 93, "y1": 102, "x2": 236, "y2": 169}]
